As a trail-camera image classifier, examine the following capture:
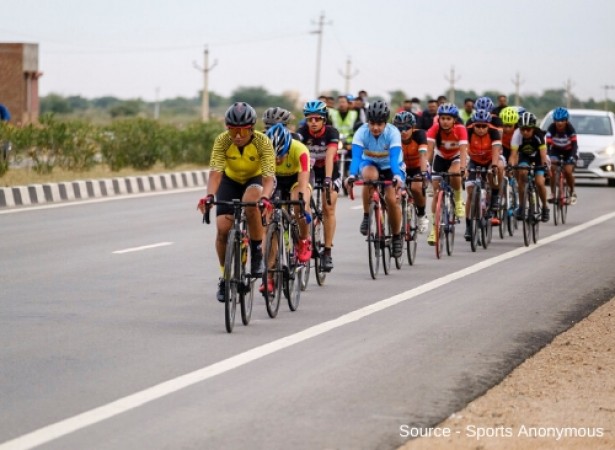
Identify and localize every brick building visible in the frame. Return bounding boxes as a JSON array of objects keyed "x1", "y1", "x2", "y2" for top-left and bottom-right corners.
[{"x1": 0, "y1": 43, "x2": 42, "y2": 124}]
